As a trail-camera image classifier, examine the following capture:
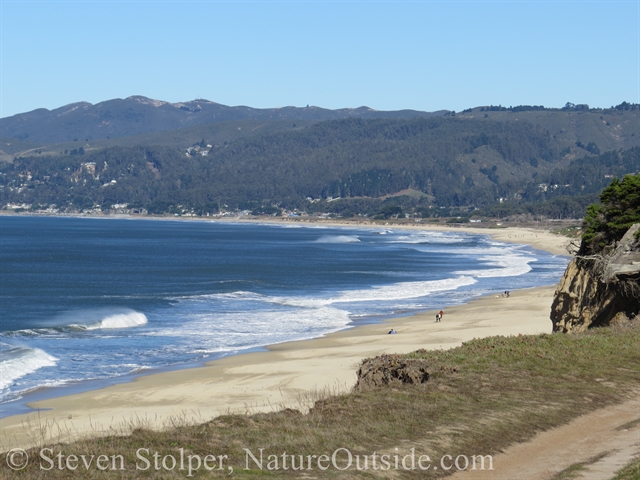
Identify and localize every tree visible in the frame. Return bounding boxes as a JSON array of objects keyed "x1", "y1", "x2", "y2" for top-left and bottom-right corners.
[
  {"x1": 581, "y1": 174, "x2": 640, "y2": 254},
  {"x1": 376, "y1": 204, "x2": 403, "y2": 219}
]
